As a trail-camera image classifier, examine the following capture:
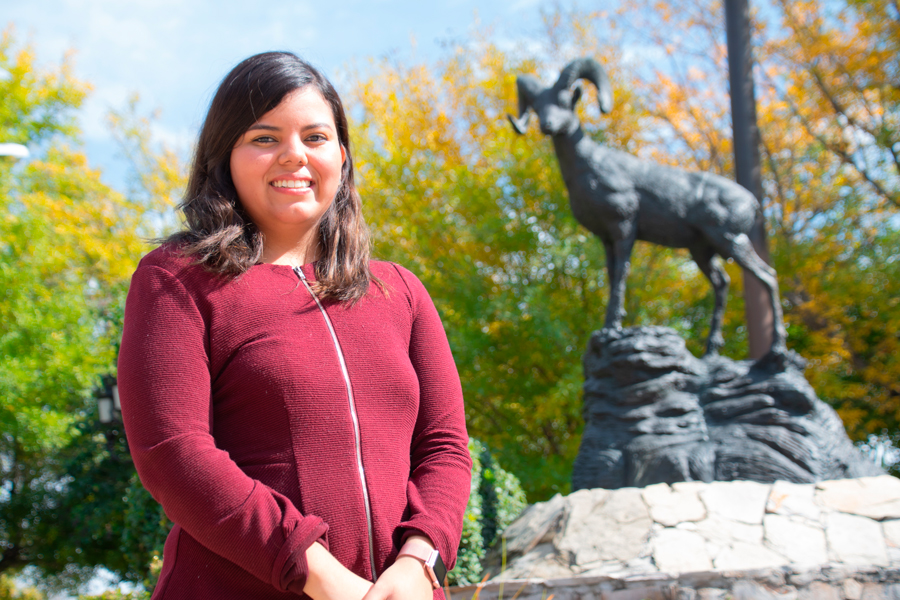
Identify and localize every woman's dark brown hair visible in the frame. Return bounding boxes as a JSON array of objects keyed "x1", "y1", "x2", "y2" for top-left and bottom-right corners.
[{"x1": 168, "y1": 51, "x2": 373, "y2": 302}]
